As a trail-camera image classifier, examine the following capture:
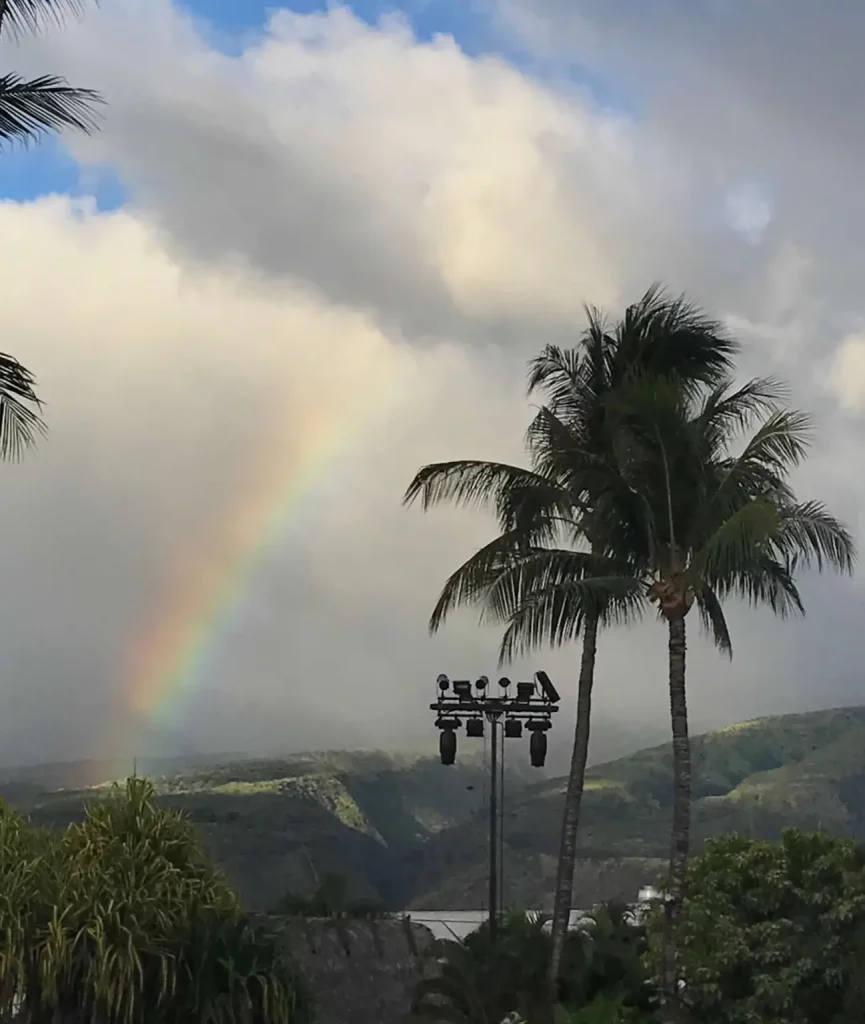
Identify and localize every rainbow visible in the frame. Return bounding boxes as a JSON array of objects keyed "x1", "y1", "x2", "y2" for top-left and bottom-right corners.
[{"x1": 116, "y1": 370, "x2": 400, "y2": 770}]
